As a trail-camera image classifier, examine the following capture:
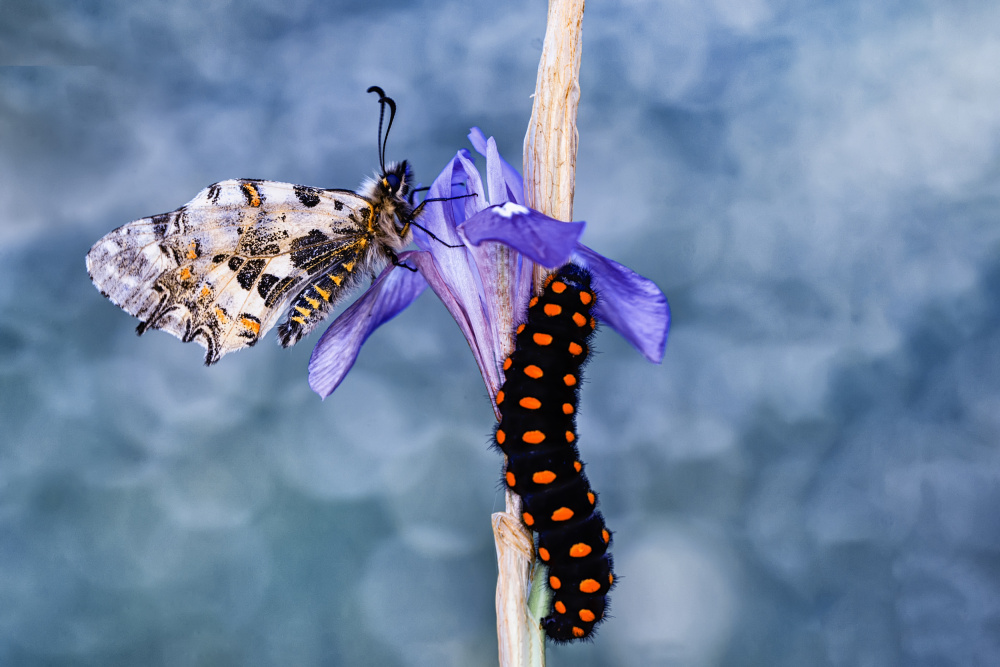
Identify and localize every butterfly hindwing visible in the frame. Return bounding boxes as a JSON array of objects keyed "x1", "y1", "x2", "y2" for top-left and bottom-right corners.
[{"x1": 86, "y1": 179, "x2": 378, "y2": 364}]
